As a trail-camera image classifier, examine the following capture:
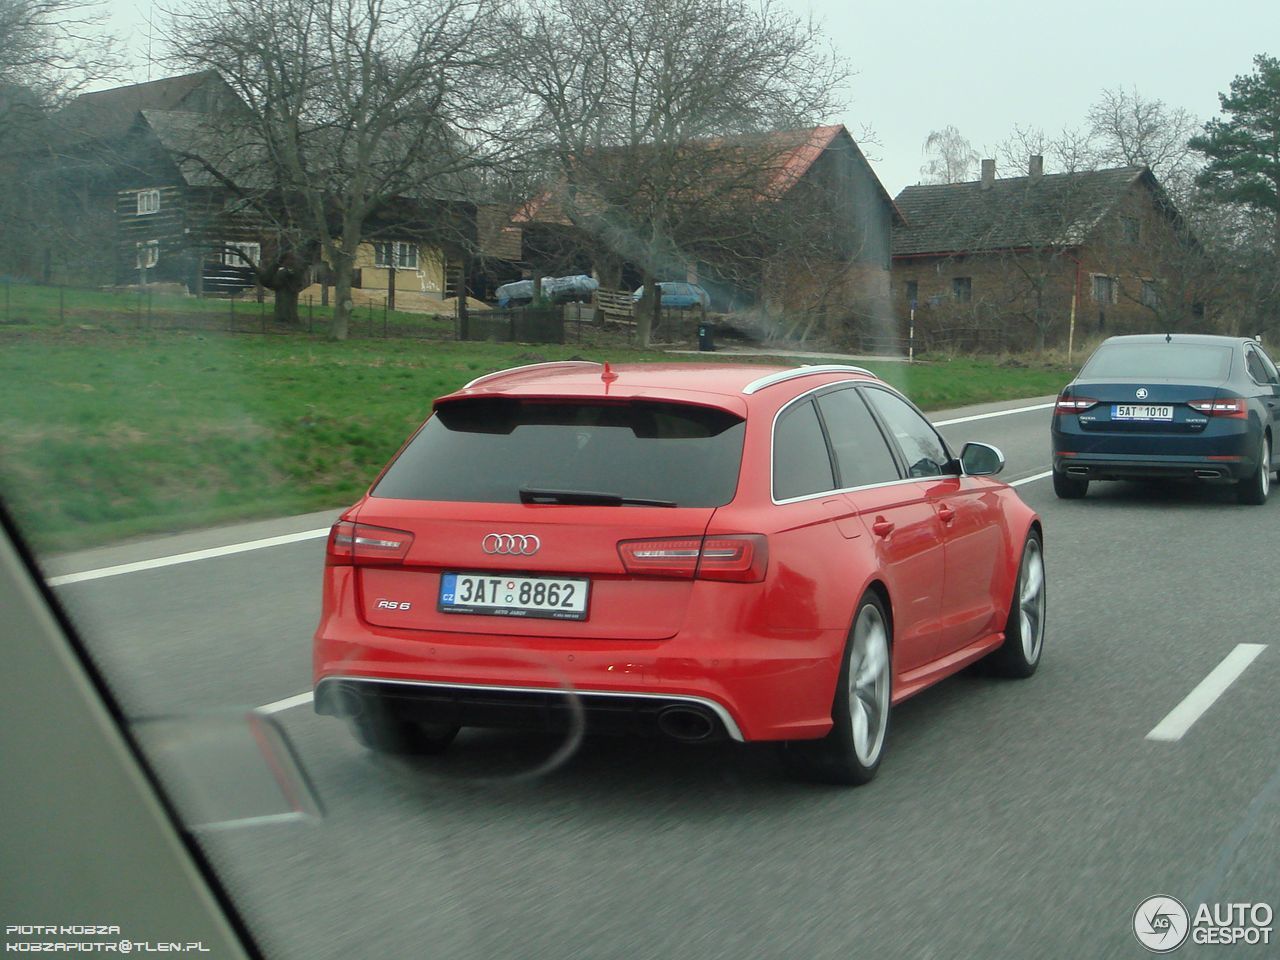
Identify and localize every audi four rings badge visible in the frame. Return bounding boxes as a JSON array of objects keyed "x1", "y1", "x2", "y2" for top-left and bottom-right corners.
[{"x1": 483, "y1": 533, "x2": 541, "y2": 555}]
